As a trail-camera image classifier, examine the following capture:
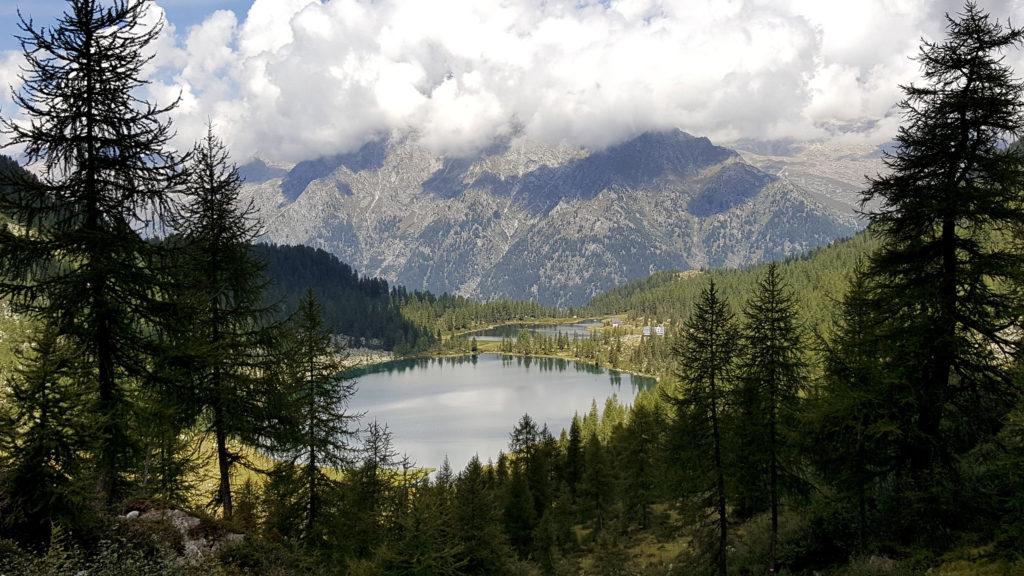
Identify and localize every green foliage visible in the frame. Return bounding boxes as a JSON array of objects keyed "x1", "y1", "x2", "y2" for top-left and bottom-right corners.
[
  {"x1": 586, "y1": 233, "x2": 879, "y2": 332},
  {"x1": 0, "y1": 328, "x2": 96, "y2": 545},
  {"x1": 733, "y1": 263, "x2": 809, "y2": 571},
  {"x1": 848, "y1": 1, "x2": 1024, "y2": 546},
  {"x1": 164, "y1": 127, "x2": 284, "y2": 520},
  {"x1": 453, "y1": 456, "x2": 514, "y2": 574},
  {"x1": 667, "y1": 279, "x2": 739, "y2": 575},
  {"x1": 0, "y1": 0, "x2": 186, "y2": 505},
  {"x1": 808, "y1": 268, "x2": 907, "y2": 553},
  {"x1": 273, "y1": 290, "x2": 359, "y2": 546},
  {"x1": 400, "y1": 292, "x2": 559, "y2": 337},
  {"x1": 255, "y1": 243, "x2": 435, "y2": 354}
]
